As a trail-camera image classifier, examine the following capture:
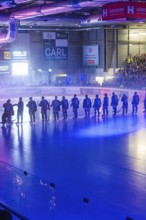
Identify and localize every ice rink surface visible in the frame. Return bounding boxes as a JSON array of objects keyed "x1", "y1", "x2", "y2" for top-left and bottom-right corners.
[{"x1": 0, "y1": 96, "x2": 146, "y2": 219}]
